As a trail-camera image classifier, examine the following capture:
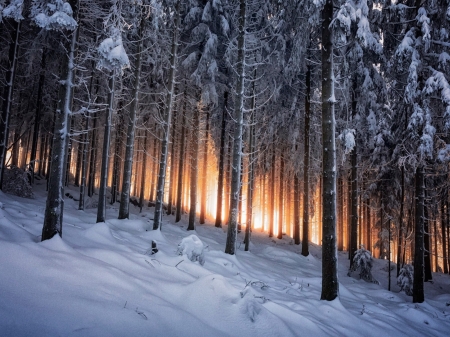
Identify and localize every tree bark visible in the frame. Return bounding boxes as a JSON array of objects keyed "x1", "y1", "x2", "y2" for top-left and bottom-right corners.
[
  {"x1": 175, "y1": 90, "x2": 187, "y2": 223},
  {"x1": 139, "y1": 128, "x2": 148, "y2": 212},
  {"x1": 225, "y1": 0, "x2": 246, "y2": 255},
  {"x1": 215, "y1": 92, "x2": 228, "y2": 227},
  {"x1": 153, "y1": 1, "x2": 180, "y2": 230},
  {"x1": 413, "y1": 165, "x2": 425, "y2": 303},
  {"x1": 188, "y1": 101, "x2": 200, "y2": 231},
  {"x1": 42, "y1": 2, "x2": 79, "y2": 240},
  {"x1": 200, "y1": 108, "x2": 210, "y2": 224},
  {"x1": 0, "y1": 19, "x2": 21, "y2": 189},
  {"x1": 320, "y1": 0, "x2": 339, "y2": 301},
  {"x1": 96, "y1": 71, "x2": 116, "y2": 223},
  {"x1": 349, "y1": 79, "x2": 358, "y2": 269},
  {"x1": 302, "y1": 64, "x2": 311, "y2": 256},
  {"x1": 119, "y1": 18, "x2": 144, "y2": 219}
]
